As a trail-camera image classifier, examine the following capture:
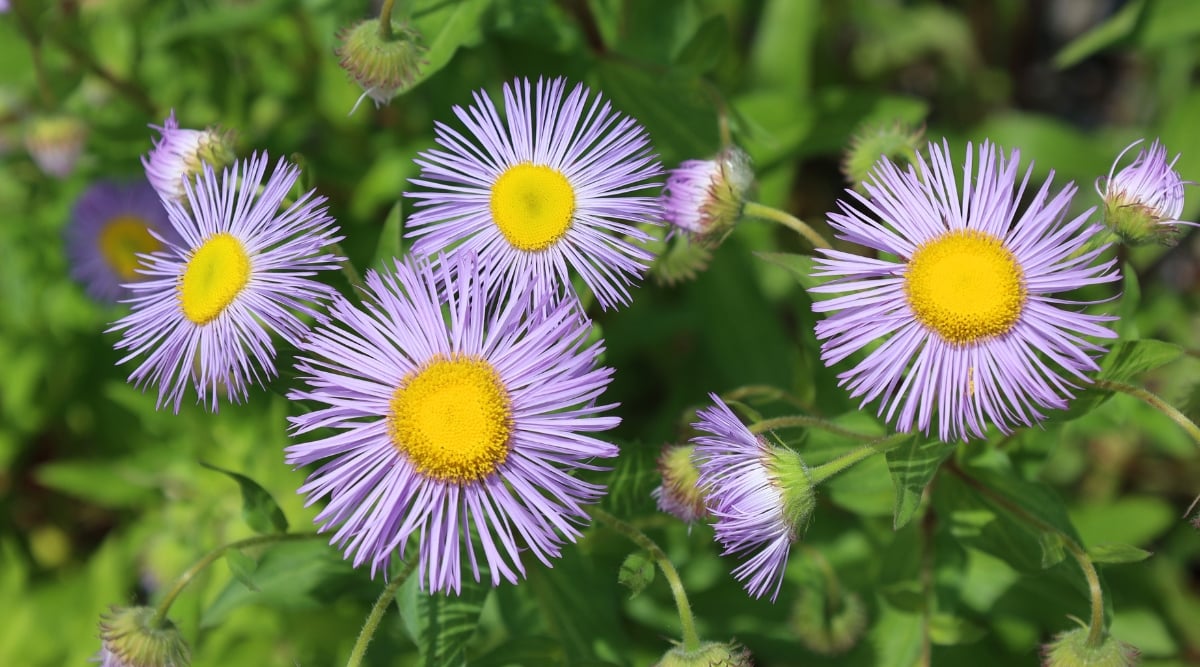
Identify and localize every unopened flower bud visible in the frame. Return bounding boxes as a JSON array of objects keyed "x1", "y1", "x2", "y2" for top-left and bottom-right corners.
[
  {"x1": 336, "y1": 19, "x2": 427, "y2": 113},
  {"x1": 841, "y1": 121, "x2": 924, "y2": 193},
  {"x1": 95, "y1": 606, "x2": 190, "y2": 667},
  {"x1": 653, "y1": 640, "x2": 753, "y2": 667},
  {"x1": 791, "y1": 587, "x2": 868, "y2": 655},
  {"x1": 1042, "y1": 626, "x2": 1139, "y2": 667},
  {"x1": 1097, "y1": 139, "x2": 1194, "y2": 247},
  {"x1": 24, "y1": 113, "x2": 87, "y2": 179},
  {"x1": 652, "y1": 444, "x2": 709, "y2": 524},
  {"x1": 142, "y1": 110, "x2": 236, "y2": 203},
  {"x1": 661, "y1": 146, "x2": 754, "y2": 244}
]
